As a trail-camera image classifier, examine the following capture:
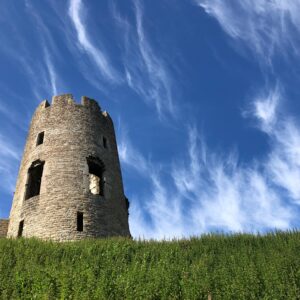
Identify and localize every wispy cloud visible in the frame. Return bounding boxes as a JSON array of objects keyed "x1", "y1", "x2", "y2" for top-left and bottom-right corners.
[
  {"x1": 193, "y1": 0, "x2": 300, "y2": 66},
  {"x1": 112, "y1": 0, "x2": 177, "y2": 119},
  {"x1": 68, "y1": 0, "x2": 120, "y2": 84},
  {"x1": 121, "y1": 86, "x2": 300, "y2": 239},
  {"x1": 266, "y1": 122, "x2": 300, "y2": 204},
  {"x1": 0, "y1": 133, "x2": 21, "y2": 218},
  {"x1": 0, "y1": 2, "x2": 63, "y2": 101},
  {"x1": 243, "y1": 83, "x2": 282, "y2": 133},
  {"x1": 43, "y1": 47, "x2": 58, "y2": 96},
  {"x1": 24, "y1": 2, "x2": 63, "y2": 98},
  {"x1": 0, "y1": 42, "x2": 48, "y2": 101},
  {"x1": 118, "y1": 129, "x2": 150, "y2": 175},
  {"x1": 0, "y1": 134, "x2": 21, "y2": 194}
]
